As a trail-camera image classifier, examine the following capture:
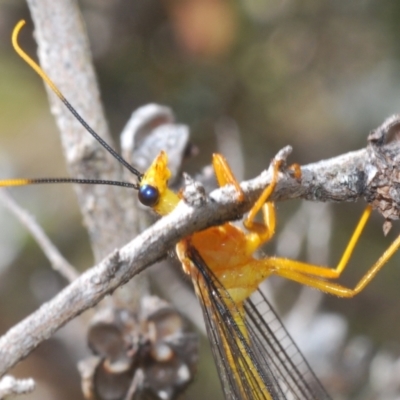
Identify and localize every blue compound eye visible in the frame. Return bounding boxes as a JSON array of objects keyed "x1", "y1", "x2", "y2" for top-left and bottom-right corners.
[{"x1": 138, "y1": 184, "x2": 159, "y2": 207}]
